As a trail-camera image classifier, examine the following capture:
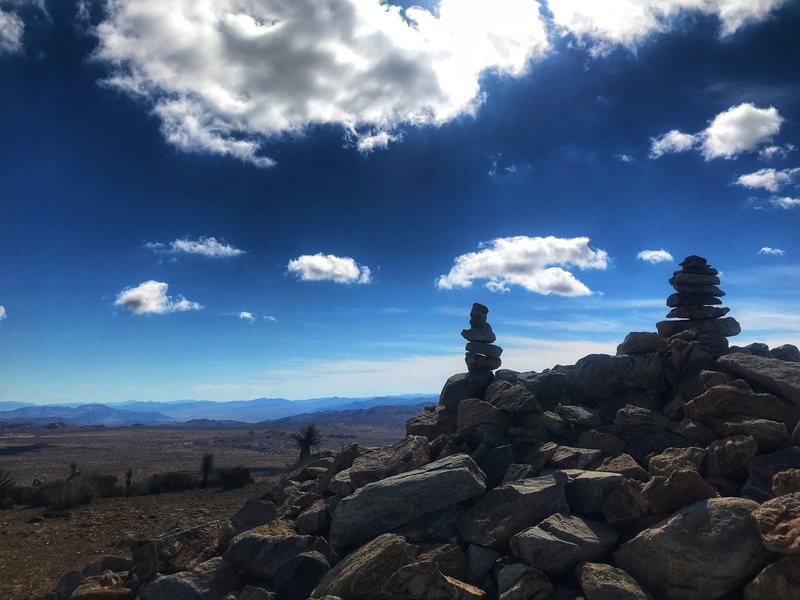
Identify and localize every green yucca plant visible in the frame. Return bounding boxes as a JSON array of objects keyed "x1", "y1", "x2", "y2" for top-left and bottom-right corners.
[
  {"x1": 200, "y1": 453, "x2": 214, "y2": 488},
  {"x1": 292, "y1": 423, "x2": 322, "y2": 463},
  {"x1": 0, "y1": 469, "x2": 16, "y2": 508}
]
